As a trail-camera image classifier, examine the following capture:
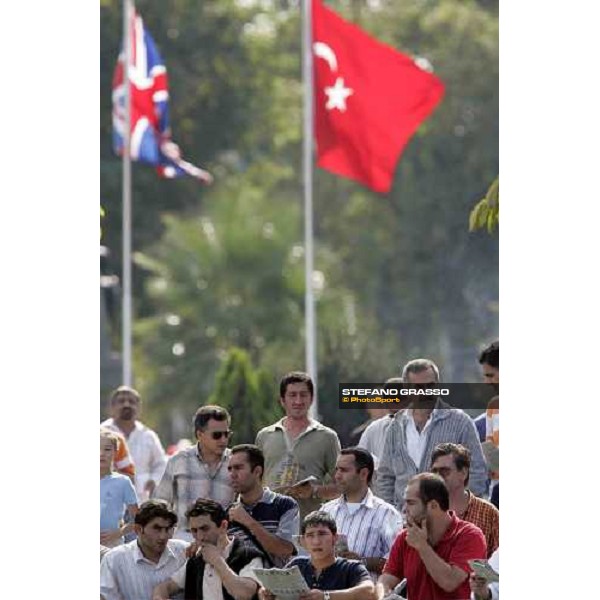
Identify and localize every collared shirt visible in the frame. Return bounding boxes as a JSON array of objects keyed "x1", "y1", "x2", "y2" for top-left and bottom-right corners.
[
  {"x1": 321, "y1": 489, "x2": 402, "y2": 580},
  {"x1": 285, "y1": 556, "x2": 370, "y2": 590},
  {"x1": 357, "y1": 414, "x2": 397, "y2": 467},
  {"x1": 376, "y1": 404, "x2": 488, "y2": 511},
  {"x1": 101, "y1": 419, "x2": 167, "y2": 500},
  {"x1": 100, "y1": 538, "x2": 188, "y2": 600},
  {"x1": 155, "y1": 445, "x2": 234, "y2": 540},
  {"x1": 383, "y1": 512, "x2": 487, "y2": 600},
  {"x1": 256, "y1": 418, "x2": 341, "y2": 518},
  {"x1": 171, "y1": 537, "x2": 263, "y2": 600},
  {"x1": 405, "y1": 409, "x2": 437, "y2": 468},
  {"x1": 462, "y1": 490, "x2": 499, "y2": 558},
  {"x1": 228, "y1": 487, "x2": 299, "y2": 567}
]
